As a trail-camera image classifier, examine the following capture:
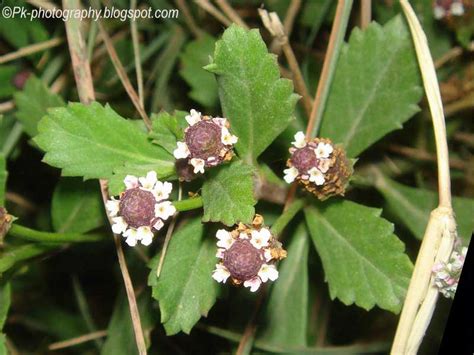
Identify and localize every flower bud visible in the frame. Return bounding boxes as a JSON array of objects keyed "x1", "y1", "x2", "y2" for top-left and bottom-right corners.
[
  {"x1": 432, "y1": 246, "x2": 467, "y2": 299},
  {"x1": 212, "y1": 214, "x2": 286, "y2": 292},
  {"x1": 0, "y1": 207, "x2": 13, "y2": 244},
  {"x1": 283, "y1": 132, "x2": 353, "y2": 200},
  {"x1": 173, "y1": 110, "x2": 238, "y2": 174}
]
